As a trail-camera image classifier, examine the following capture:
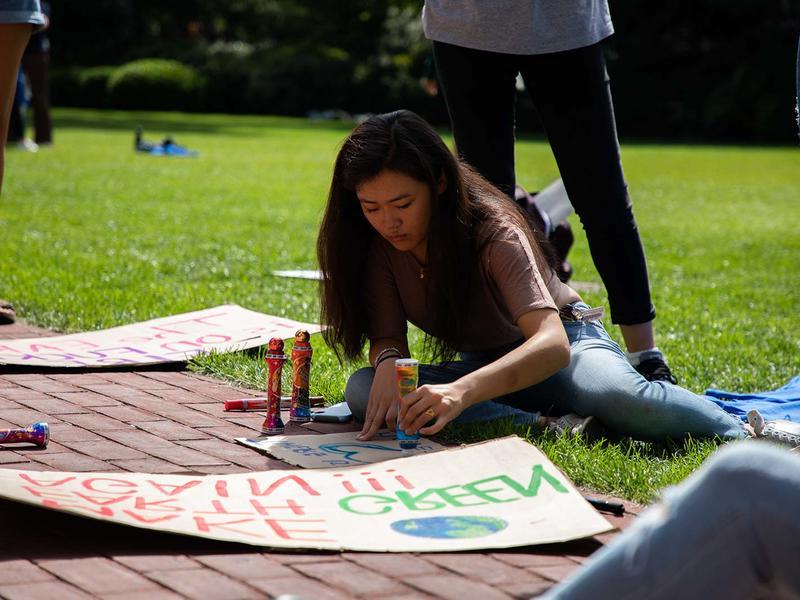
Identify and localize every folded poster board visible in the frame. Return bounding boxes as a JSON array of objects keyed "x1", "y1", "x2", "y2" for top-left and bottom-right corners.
[
  {"x1": 272, "y1": 270, "x2": 323, "y2": 280},
  {"x1": 0, "y1": 305, "x2": 321, "y2": 368},
  {"x1": 0, "y1": 436, "x2": 612, "y2": 551},
  {"x1": 236, "y1": 430, "x2": 446, "y2": 469}
]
